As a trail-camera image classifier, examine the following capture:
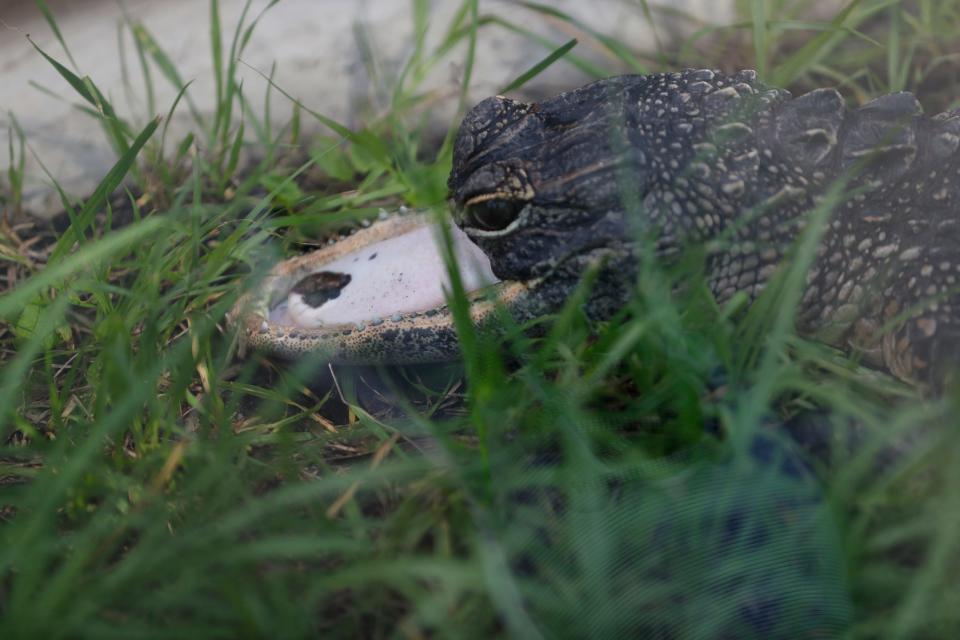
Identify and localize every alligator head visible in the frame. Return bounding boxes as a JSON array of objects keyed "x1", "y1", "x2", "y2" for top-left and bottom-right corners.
[{"x1": 230, "y1": 76, "x2": 691, "y2": 365}]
